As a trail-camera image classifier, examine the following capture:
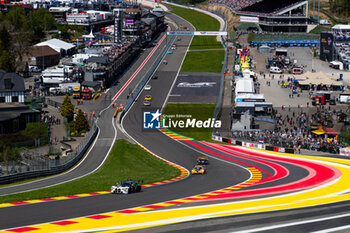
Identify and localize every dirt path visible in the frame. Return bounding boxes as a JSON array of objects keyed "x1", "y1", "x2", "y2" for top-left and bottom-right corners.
[{"x1": 198, "y1": 4, "x2": 241, "y2": 33}]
